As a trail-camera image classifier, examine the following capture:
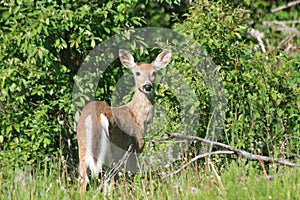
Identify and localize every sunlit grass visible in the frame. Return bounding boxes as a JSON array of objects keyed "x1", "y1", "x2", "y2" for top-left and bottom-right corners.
[{"x1": 1, "y1": 156, "x2": 299, "y2": 200}]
